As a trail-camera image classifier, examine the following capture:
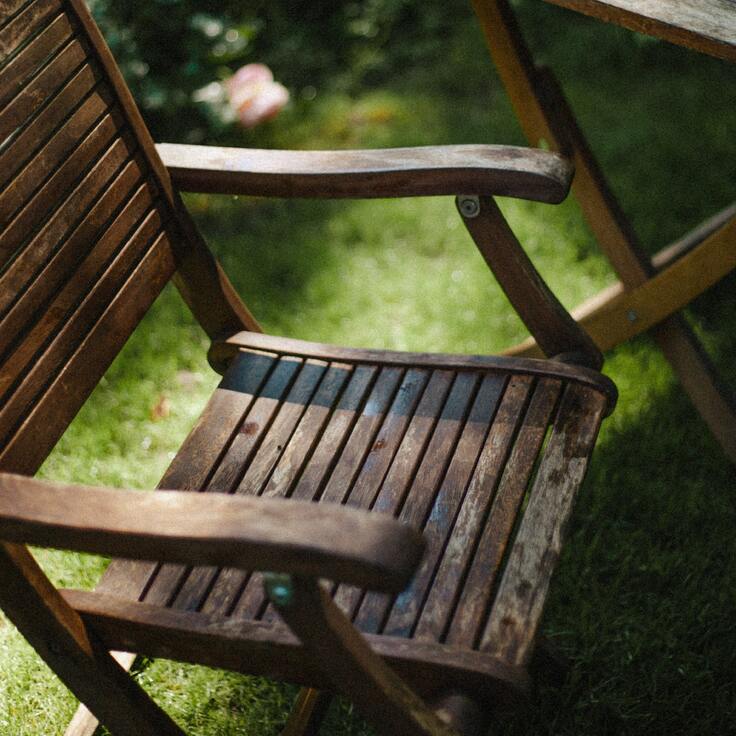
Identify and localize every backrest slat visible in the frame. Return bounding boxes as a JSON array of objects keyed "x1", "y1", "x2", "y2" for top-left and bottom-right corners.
[
  {"x1": 0, "y1": 11, "x2": 71, "y2": 106},
  {"x1": 0, "y1": 0, "x2": 183, "y2": 472},
  {"x1": 0, "y1": 35, "x2": 85, "y2": 138},
  {"x1": 0, "y1": 92, "x2": 116, "y2": 227},
  {"x1": 0, "y1": 0, "x2": 61, "y2": 63},
  {"x1": 0, "y1": 231, "x2": 177, "y2": 473},
  {"x1": 0, "y1": 204, "x2": 168, "y2": 440},
  {"x1": 0, "y1": 63, "x2": 98, "y2": 188},
  {"x1": 0, "y1": 175, "x2": 152, "y2": 359}
]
